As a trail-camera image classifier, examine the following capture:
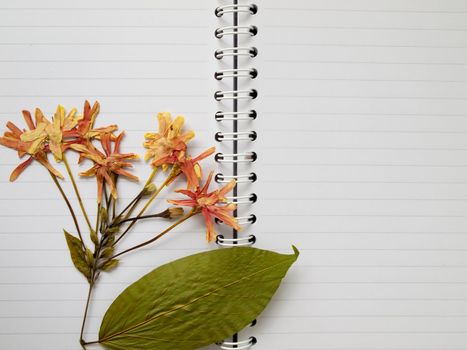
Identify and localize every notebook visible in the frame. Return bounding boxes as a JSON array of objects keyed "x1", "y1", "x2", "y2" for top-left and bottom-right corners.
[{"x1": 2, "y1": 0, "x2": 467, "y2": 349}]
